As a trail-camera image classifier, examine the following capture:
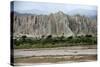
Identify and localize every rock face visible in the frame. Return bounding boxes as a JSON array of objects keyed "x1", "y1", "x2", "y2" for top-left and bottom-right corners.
[{"x1": 12, "y1": 11, "x2": 97, "y2": 37}]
